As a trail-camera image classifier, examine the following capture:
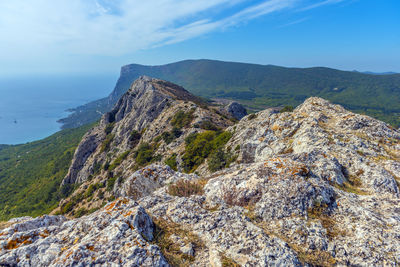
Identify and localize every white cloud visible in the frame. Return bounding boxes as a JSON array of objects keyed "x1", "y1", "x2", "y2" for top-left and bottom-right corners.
[
  {"x1": 0, "y1": 0, "x2": 348, "y2": 63},
  {"x1": 299, "y1": 0, "x2": 346, "y2": 11}
]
